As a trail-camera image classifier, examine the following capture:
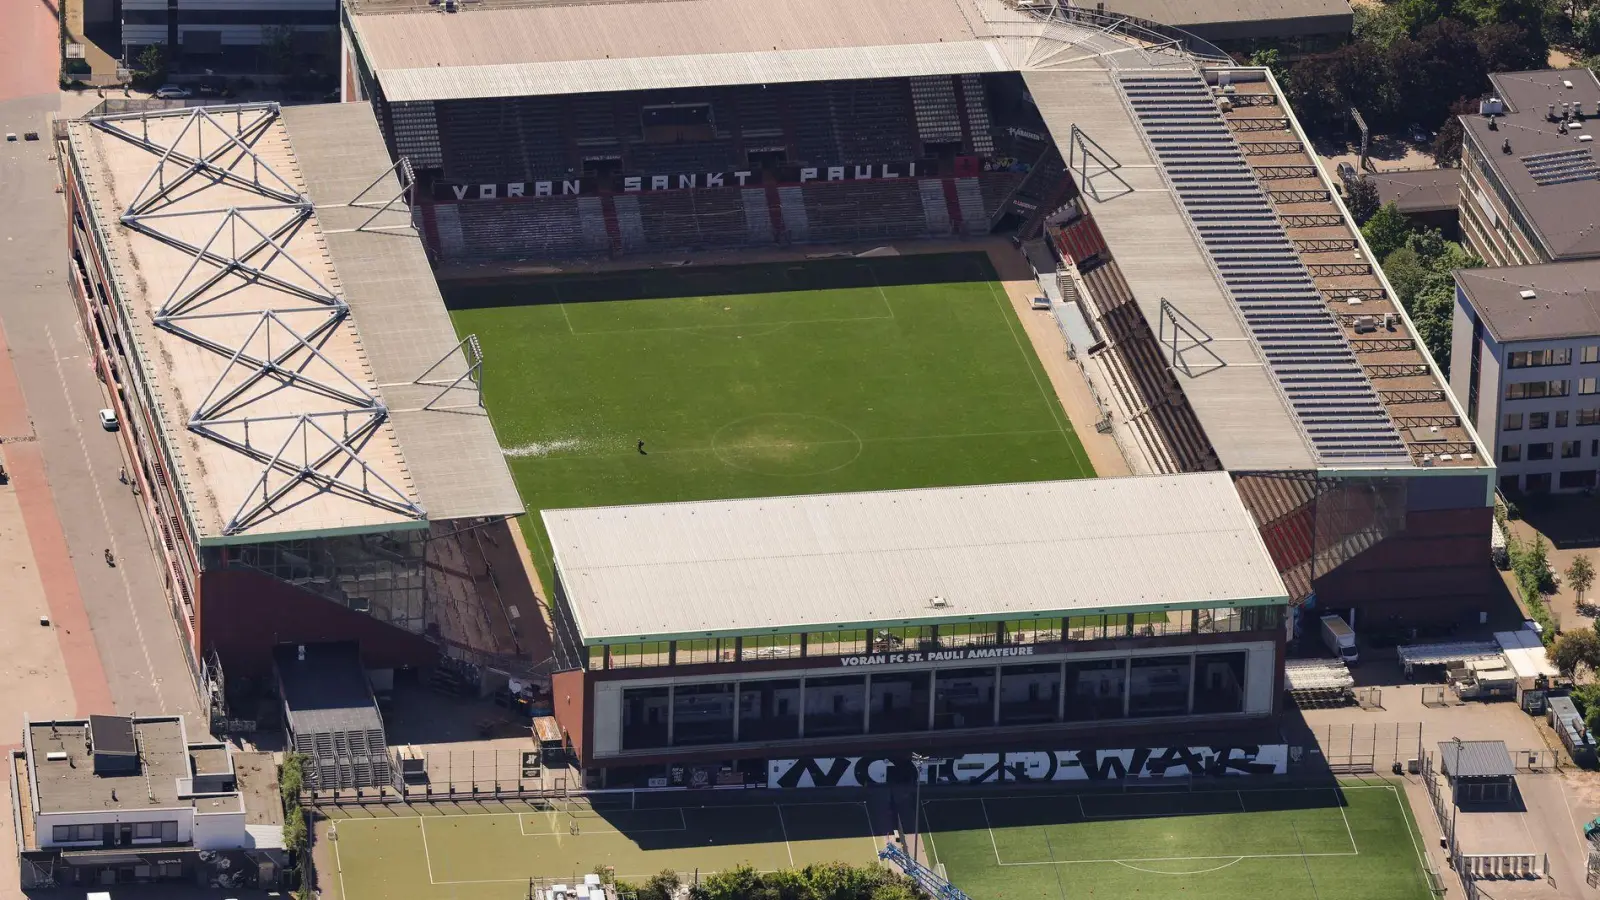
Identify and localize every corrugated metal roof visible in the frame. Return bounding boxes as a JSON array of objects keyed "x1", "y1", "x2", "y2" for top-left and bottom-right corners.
[
  {"x1": 281, "y1": 102, "x2": 524, "y2": 521},
  {"x1": 377, "y1": 42, "x2": 1012, "y2": 103},
  {"x1": 350, "y1": 0, "x2": 980, "y2": 73},
  {"x1": 1438, "y1": 740, "x2": 1515, "y2": 778},
  {"x1": 544, "y1": 473, "x2": 1288, "y2": 643}
]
